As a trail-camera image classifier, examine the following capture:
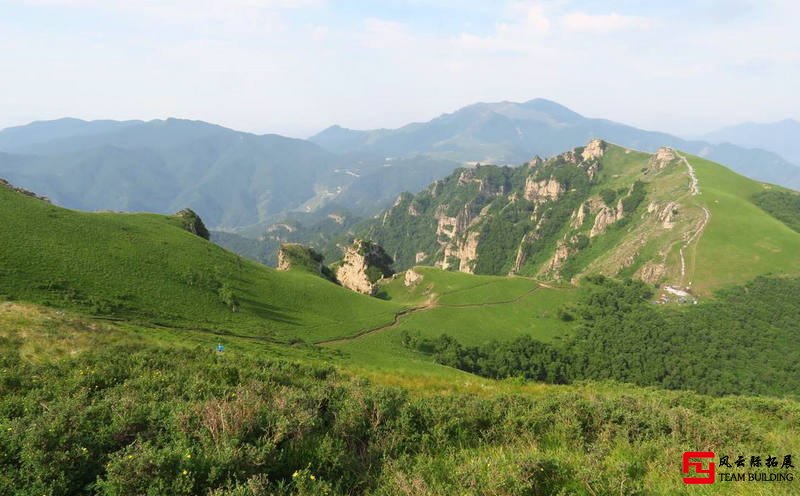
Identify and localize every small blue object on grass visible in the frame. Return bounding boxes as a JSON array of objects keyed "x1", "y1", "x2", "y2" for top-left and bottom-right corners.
[{"x1": 216, "y1": 343, "x2": 224, "y2": 353}]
